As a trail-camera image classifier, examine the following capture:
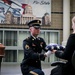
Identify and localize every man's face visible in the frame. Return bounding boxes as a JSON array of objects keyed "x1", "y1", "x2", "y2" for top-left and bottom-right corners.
[{"x1": 30, "y1": 27, "x2": 40, "y2": 37}]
